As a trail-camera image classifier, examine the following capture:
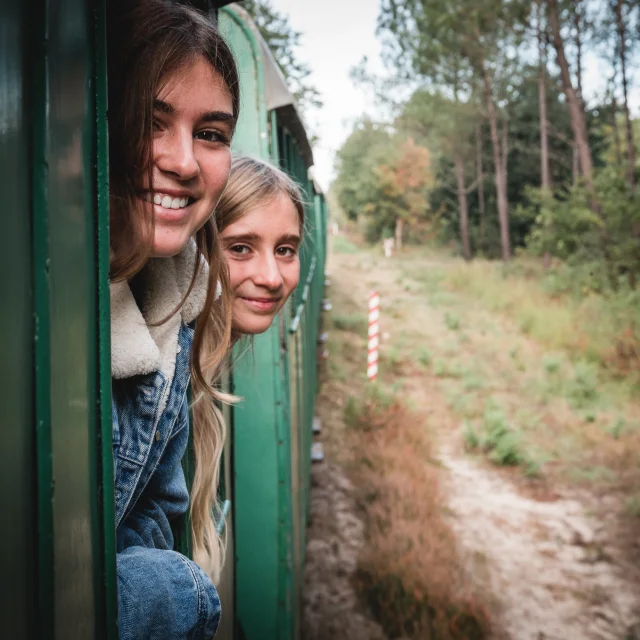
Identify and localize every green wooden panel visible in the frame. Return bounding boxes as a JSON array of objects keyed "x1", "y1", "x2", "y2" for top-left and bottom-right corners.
[
  {"x1": 0, "y1": 1, "x2": 37, "y2": 636},
  {"x1": 47, "y1": 0, "x2": 107, "y2": 636},
  {"x1": 219, "y1": 7, "x2": 268, "y2": 159},
  {"x1": 94, "y1": 0, "x2": 118, "y2": 634},
  {"x1": 219, "y1": 7, "x2": 293, "y2": 639}
]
